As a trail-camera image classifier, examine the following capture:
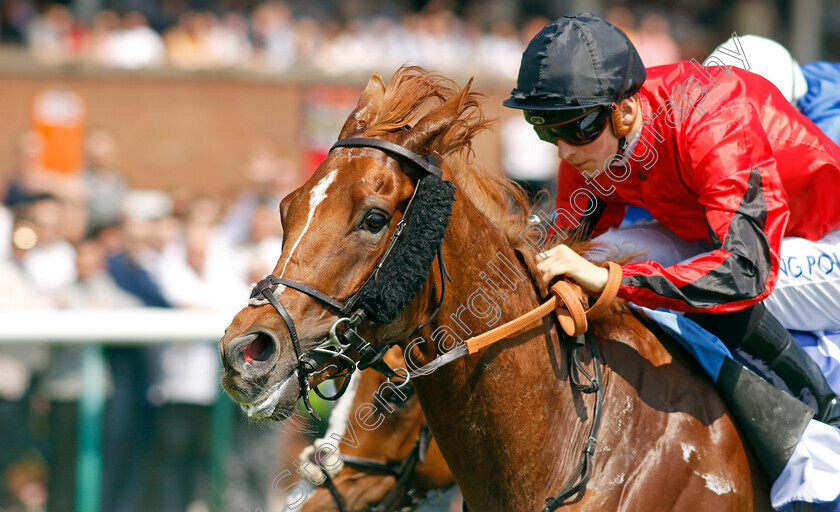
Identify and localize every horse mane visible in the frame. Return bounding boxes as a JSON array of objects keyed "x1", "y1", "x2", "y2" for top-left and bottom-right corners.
[{"x1": 362, "y1": 66, "x2": 626, "y2": 316}]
